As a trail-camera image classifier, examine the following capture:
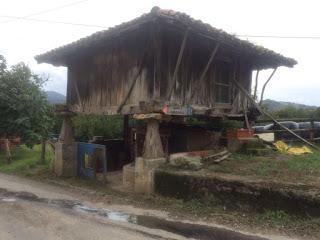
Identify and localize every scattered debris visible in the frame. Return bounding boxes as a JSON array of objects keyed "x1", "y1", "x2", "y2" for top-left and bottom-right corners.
[
  {"x1": 201, "y1": 150, "x2": 231, "y2": 164},
  {"x1": 168, "y1": 149, "x2": 232, "y2": 170},
  {"x1": 170, "y1": 156, "x2": 203, "y2": 170}
]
